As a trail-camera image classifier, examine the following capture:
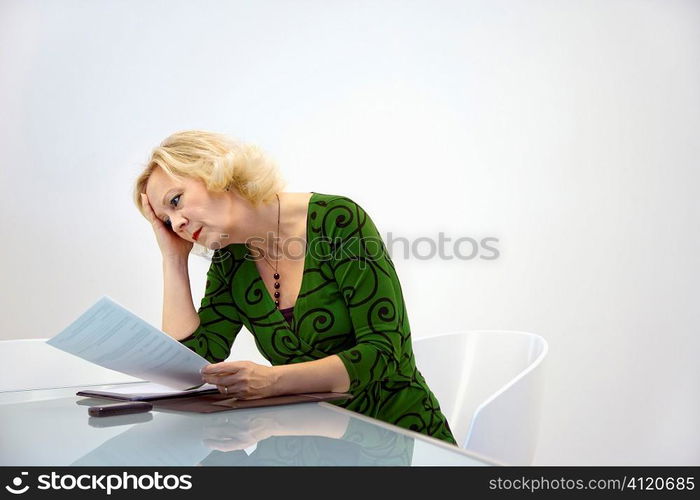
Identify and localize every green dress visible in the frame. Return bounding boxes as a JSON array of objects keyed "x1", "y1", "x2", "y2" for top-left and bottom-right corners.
[{"x1": 180, "y1": 192, "x2": 456, "y2": 445}]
